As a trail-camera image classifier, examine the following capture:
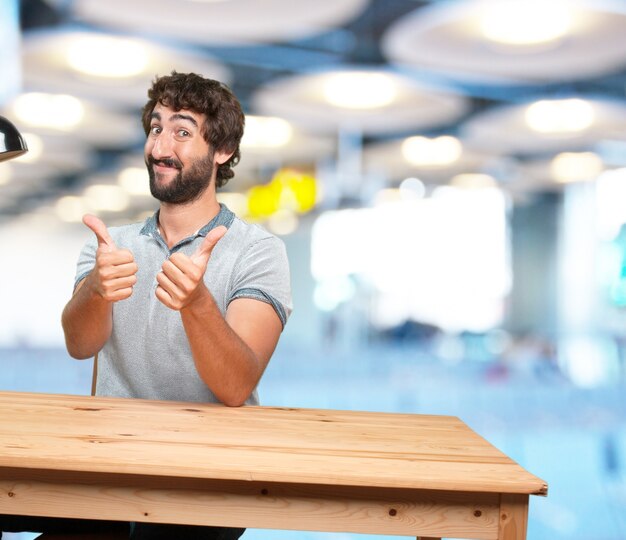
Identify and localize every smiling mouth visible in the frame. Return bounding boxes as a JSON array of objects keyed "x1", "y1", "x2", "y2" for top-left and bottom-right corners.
[
  {"x1": 148, "y1": 155, "x2": 182, "y2": 170},
  {"x1": 153, "y1": 160, "x2": 181, "y2": 170}
]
